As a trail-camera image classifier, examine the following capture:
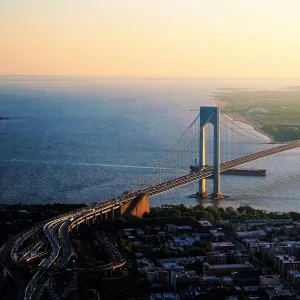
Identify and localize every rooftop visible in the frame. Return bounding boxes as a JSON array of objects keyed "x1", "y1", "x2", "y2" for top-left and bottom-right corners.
[
  {"x1": 162, "y1": 263, "x2": 185, "y2": 270},
  {"x1": 211, "y1": 242, "x2": 235, "y2": 247},
  {"x1": 199, "y1": 220, "x2": 213, "y2": 227},
  {"x1": 207, "y1": 263, "x2": 254, "y2": 269},
  {"x1": 236, "y1": 231, "x2": 266, "y2": 237},
  {"x1": 177, "y1": 225, "x2": 193, "y2": 230},
  {"x1": 247, "y1": 219, "x2": 292, "y2": 223},
  {"x1": 276, "y1": 255, "x2": 300, "y2": 264}
]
